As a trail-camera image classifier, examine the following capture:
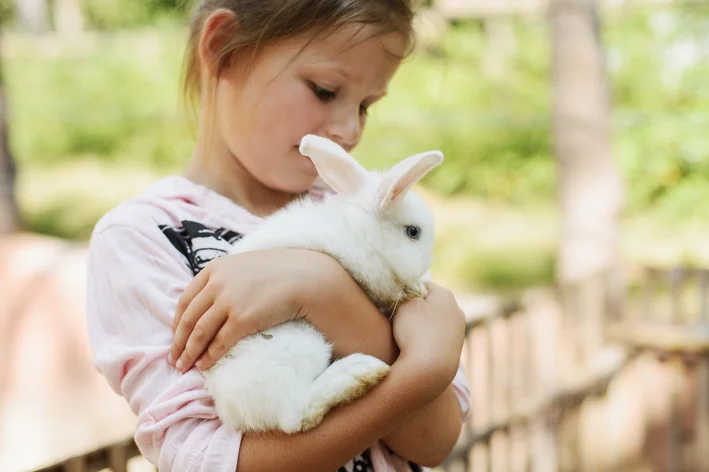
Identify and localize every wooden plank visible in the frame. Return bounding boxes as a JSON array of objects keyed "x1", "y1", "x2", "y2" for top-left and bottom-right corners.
[
  {"x1": 444, "y1": 345, "x2": 628, "y2": 465},
  {"x1": 465, "y1": 300, "x2": 521, "y2": 335},
  {"x1": 532, "y1": 300, "x2": 554, "y2": 472},
  {"x1": 32, "y1": 438, "x2": 141, "y2": 472},
  {"x1": 63, "y1": 457, "x2": 86, "y2": 472},
  {"x1": 494, "y1": 317, "x2": 510, "y2": 472},
  {"x1": 508, "y1": 315, "x2": 521, "y2": 472},
  {"x1": 666, "y1": 389, "x2": 681, "y2": 472},
  {"x1": 582, "y1": 274, "x2": 605, "y2": 364},
  {"x1": 108, "y1": 444, "x2": 128, "y2": 472},
  {"x1": 515, "y1": 313, "x2": 534, "y2": 472},
  {"x1": 444, "y1": 456, "x2": 467, "y2": 472},
  {"x1": 486, "y1": 318, "x2": 494, "y2": 472},
  {"x1": 607, "y1": 321, "x2": 709, "y2": 354},
  {"x1": 468, "y1": 322, "x2": 488, "y2": 472},
  {"x1": 693, "y1": 357, "x2": 709, "y2": 472}
]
